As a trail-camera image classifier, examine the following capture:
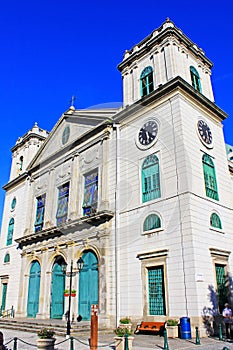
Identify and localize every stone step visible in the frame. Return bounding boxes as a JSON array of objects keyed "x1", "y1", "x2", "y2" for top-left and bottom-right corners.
[{"x1": 0, "y1": 318, "x2": 91, "y2": 337}]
